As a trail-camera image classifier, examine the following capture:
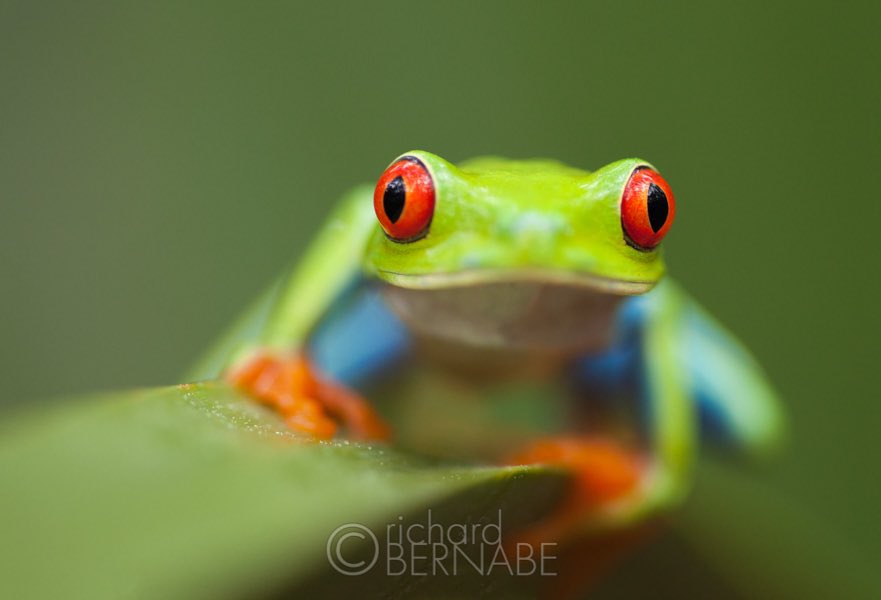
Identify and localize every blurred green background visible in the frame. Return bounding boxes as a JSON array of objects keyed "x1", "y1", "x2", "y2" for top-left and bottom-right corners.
[{"x1": 1, "y1": 0, "x2": 878, "y2": 593}]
